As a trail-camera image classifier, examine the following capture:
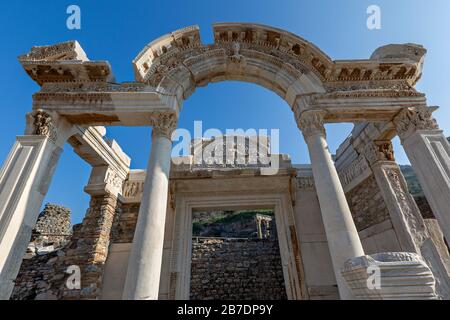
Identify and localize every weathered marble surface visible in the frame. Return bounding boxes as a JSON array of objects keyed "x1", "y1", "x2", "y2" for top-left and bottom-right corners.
[{"x1": 342, "y1": 252, "x2": 438, "y2": 300}]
